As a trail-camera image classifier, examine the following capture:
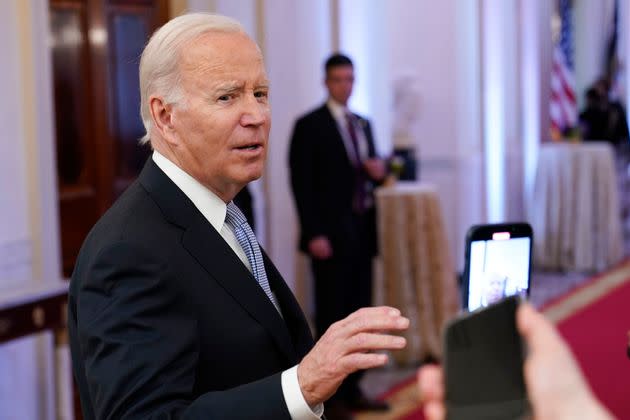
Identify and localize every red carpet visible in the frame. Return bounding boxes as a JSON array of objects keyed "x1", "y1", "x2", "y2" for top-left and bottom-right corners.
[
  {"x1": 549, "y1": 261, "x2": 630, "y2": 419},
  {"x1": 360, "y1": 260, "x2": 630, "y2": 419}
]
